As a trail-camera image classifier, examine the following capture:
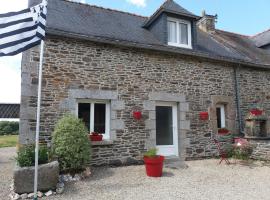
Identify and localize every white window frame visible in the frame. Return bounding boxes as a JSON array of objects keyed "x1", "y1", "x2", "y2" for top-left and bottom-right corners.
[
  {"x1": 76, "y1": 99, "x2": 111, "y2": 140},
  {"x1": 167, "y1": 17, "x2": 192, "y2": 49},
  {"x1": 216, "y1": 104, "x2": 226, "y2": 128}
]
